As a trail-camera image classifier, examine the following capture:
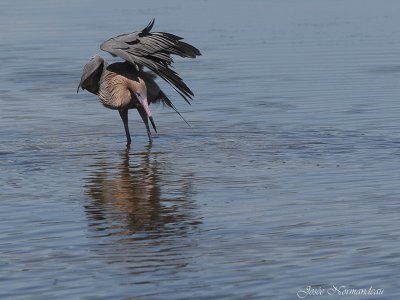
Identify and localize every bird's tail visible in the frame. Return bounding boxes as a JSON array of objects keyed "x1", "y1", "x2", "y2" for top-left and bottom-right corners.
[{"x1": 158, "y1": 91, "x2": 191, "y2": 127}]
